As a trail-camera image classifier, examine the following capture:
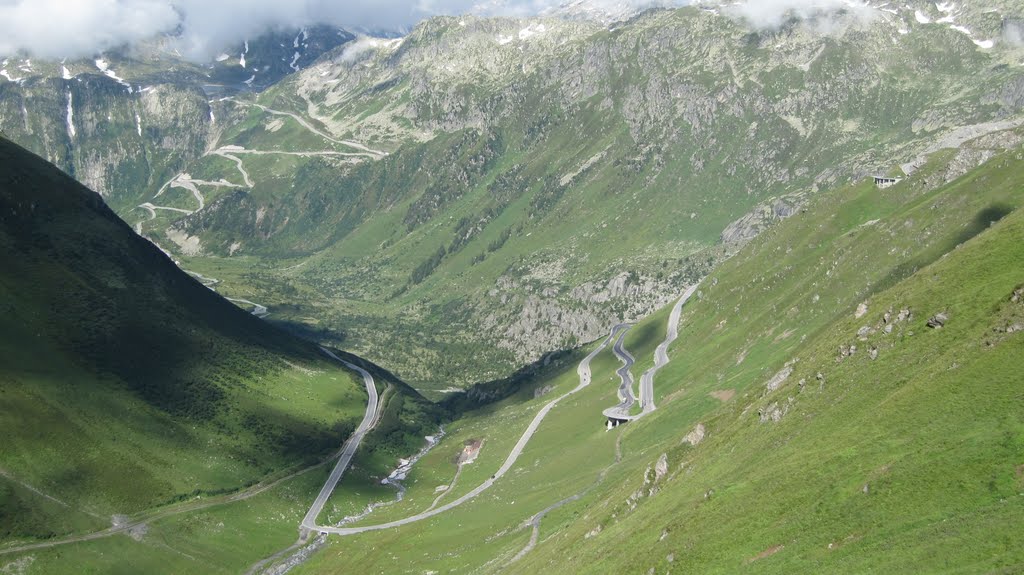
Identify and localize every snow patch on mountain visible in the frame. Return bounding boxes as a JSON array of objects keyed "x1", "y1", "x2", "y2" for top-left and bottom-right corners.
[
  {"x1": 909, "y1": 3, "x2": 996, "y2": 51},
  {"x1": 65, "y1": 91, "x2": 76, "y2": 138},
  {"x1": 95, "y1": 58, "x2": 133, "y2": 92},
  {"x1": 1, "y1": 59, "x2": 24, "y2": 84}
]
